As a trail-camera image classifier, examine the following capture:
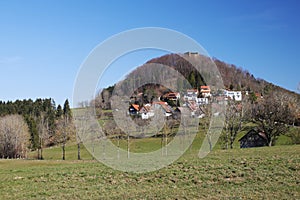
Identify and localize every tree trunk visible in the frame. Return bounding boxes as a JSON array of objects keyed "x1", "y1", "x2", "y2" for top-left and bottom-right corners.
[
  {"x1": 161, "y1": 134, "x2": 164, "y2": 156},
  {"x1": 62, "y1": 143, "x2": 65, "y2": 160},
  {"x1": 230, "y1": 136, "x2": 234, "y2": 149},
  {"x1": 40, "y1": 138, "x2": 43, "y2": 160},
  {"x1": 77, "y1": 142, "x2": 81, "y2": 160},
  {"x1": 268, "y1": 140, "x2": 272, "y2": 147},
  {"x1": 92, "y1": 140, "x2": 95, "y2": 160},
  {"x1": 37, "y1": 148, "x2": 40, "y2": 160},
  {"x1": 127, "y1": 134, "x2": 130, "y2": 159},
  {"x1": 40, "y1": 146, "x2": 43, "y2": 160},
  {"x1": 208, "y1": 135, "x2": 212, "y2": 151},
  {"x1": 225, "y1": 132, "x2": 229, "y2": 150},
  {"x1": 165, "y1": 133, "x2": 168, "y2": 156},
  {"x1": 117, "y1": 135, "x2": 120, "y2": 160}
]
